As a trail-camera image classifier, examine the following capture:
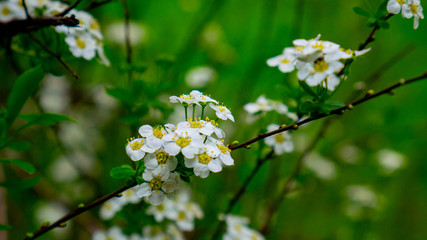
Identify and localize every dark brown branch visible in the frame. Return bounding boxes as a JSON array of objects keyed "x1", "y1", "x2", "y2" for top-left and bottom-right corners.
[
  {"x1": 229, "y1": 71, "x2": 427, "y2": 151},
  {"x1": 0, "y1": 16, "x2": 79, "y2": 40},
  {"x1": 24, "y1": 182, "x2": 136, "y2": 240},
  {"x1": 29, "y1": 33, "x2": 80, "y2": 79},
  {"x1": 57, "y1": 0, "x2": 84, "y2": 17}
]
